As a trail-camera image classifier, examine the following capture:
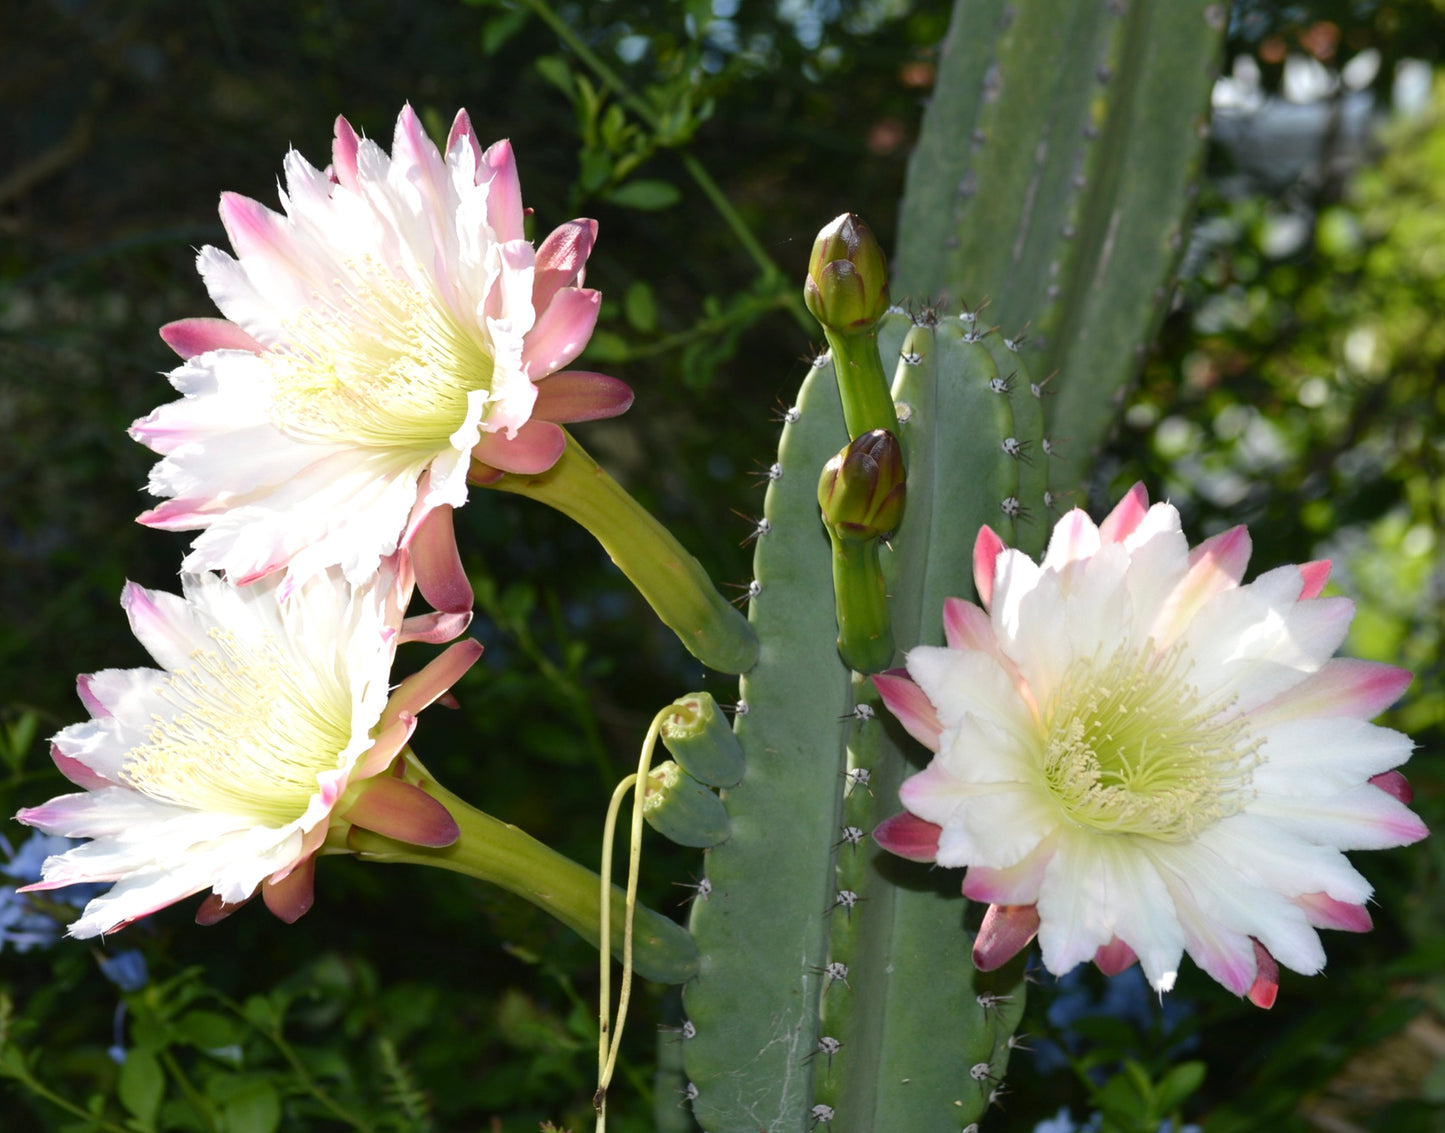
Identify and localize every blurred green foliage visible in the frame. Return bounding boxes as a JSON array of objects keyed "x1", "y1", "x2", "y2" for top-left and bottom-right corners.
[{"x1": 3, "y1": 0, "x2": 1444, "y2": 1130}]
